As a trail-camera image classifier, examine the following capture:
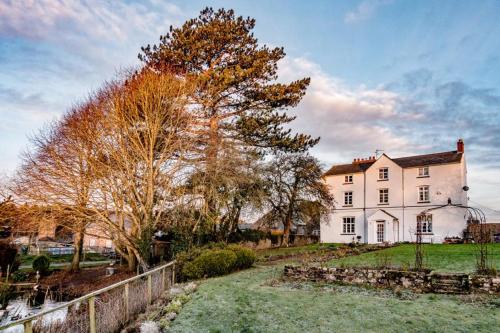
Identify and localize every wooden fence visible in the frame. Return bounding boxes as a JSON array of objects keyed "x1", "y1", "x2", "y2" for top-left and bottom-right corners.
[{"x1": 0, "y1": 261, "x2": 175, "y2": 333}]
